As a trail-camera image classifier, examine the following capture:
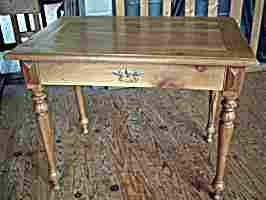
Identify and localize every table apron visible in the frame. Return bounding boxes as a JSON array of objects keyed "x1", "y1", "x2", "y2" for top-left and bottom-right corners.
[{"x1": 36, "y1": 62, "x2": 226, "y2": 91}]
